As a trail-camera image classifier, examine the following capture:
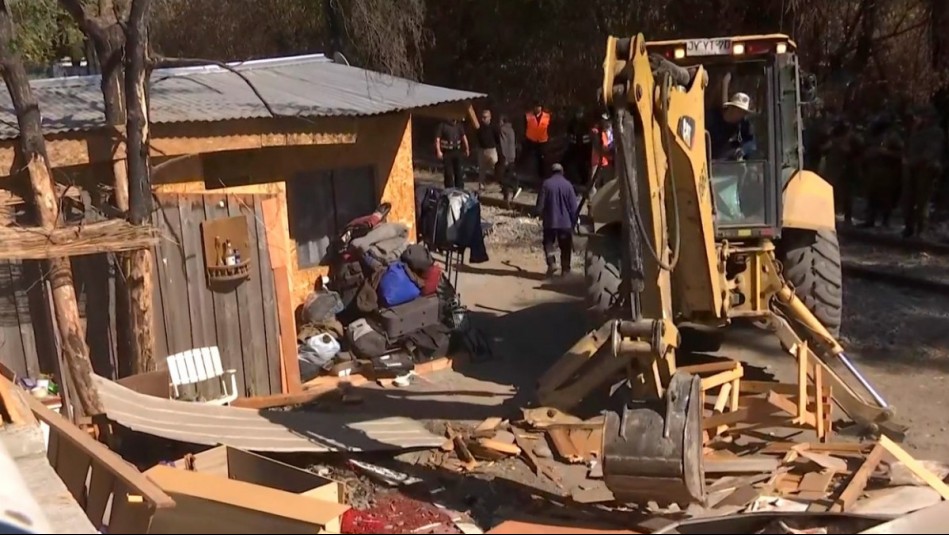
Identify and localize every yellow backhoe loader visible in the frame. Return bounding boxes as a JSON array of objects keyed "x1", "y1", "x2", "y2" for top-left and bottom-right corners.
[{"x1": 536, "y1": 34, "x2": 905, "y2": 506}]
